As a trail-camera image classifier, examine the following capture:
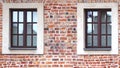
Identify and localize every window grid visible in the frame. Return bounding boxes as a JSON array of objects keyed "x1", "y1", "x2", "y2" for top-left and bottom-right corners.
[
  {"x1": 85, "y1": 9, "x2": 111, "y2": 48},
  {"x1": 10, "y1": 9, "x2": 37, "y2": 48}
]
